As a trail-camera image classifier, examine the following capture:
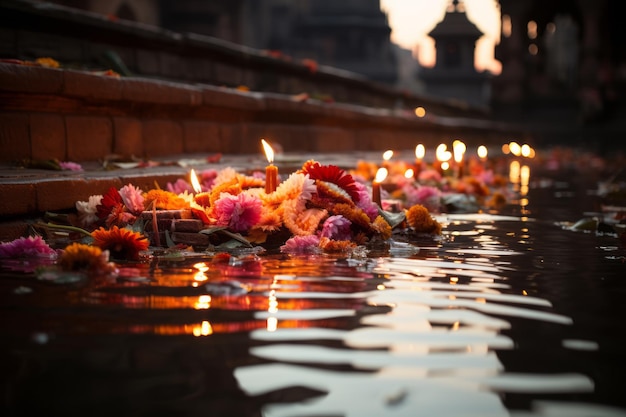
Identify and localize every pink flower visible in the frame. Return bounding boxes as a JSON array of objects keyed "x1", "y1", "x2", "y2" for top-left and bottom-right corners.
[
  {"x1": 167, "y1": 179, "x2": 193, "y2": 194},
  {"x1": 0, "y1": 236, "x2": 57, "y2": 258},
  {"x1": 213, "y1": 192, "x2": 262, "y2": 232},
  {"x1": 404, "y1": 185, "x2": 442, "y2": 213},
  {"x1": 119, "y1": 184, "x2": 145, "y2": 214},
  {"x1": 280, "y1": 235, "x2": 320, "y2": 253},
  {"x1": 354, "y1": 181, "x2": 379, "y2": 221},
  {"x1": 320, "y1": 215, "x2": 352, "y2": 240},
  {"x1": 59, "y1": 161, "x2": 83, "y2": 171},
  {"x1": 418, "y1": 168, "x2": 442, "y2": 183}
]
